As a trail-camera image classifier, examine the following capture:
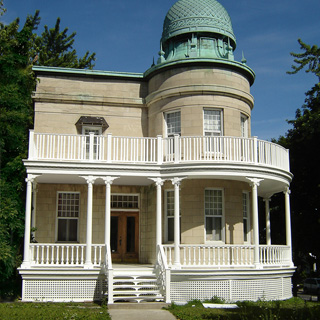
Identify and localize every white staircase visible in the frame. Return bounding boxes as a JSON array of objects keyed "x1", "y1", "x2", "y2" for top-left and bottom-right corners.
[{"x1": 110, "y1": 266, "x2": 164, "y2": 303}]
